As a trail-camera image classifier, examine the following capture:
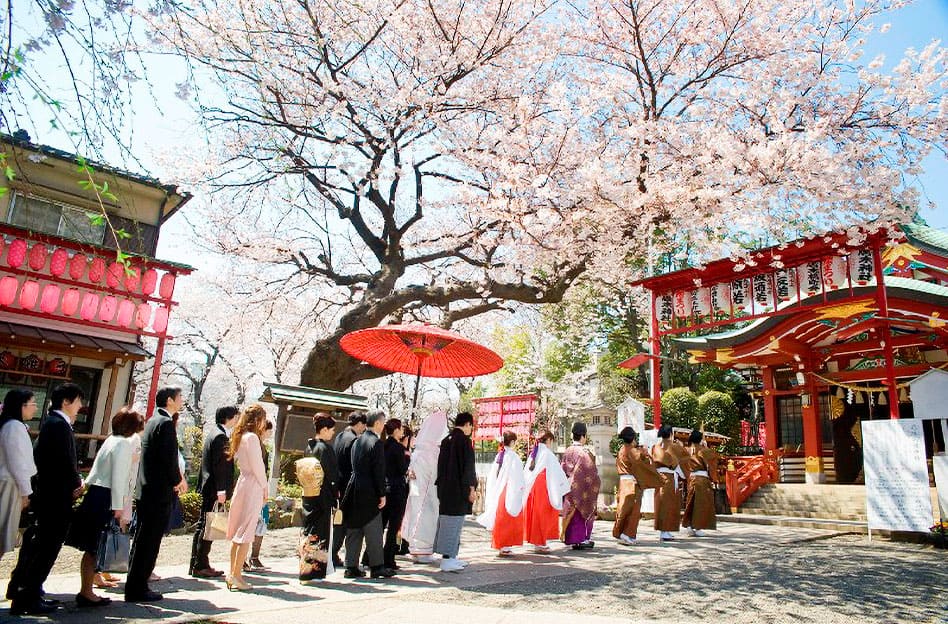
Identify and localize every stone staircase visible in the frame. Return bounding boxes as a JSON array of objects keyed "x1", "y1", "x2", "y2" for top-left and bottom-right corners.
[{"x1": 722, "y1": 483, "x2": 869, "y2": 533}]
